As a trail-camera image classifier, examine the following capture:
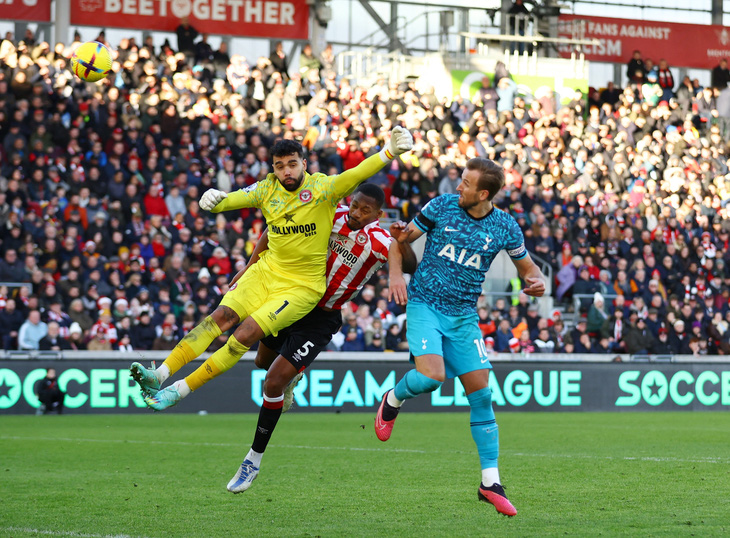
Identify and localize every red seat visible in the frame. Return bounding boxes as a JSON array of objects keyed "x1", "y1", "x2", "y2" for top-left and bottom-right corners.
[{"x1": 383, "y1": 186, "x2": 393, "y2": 208}]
